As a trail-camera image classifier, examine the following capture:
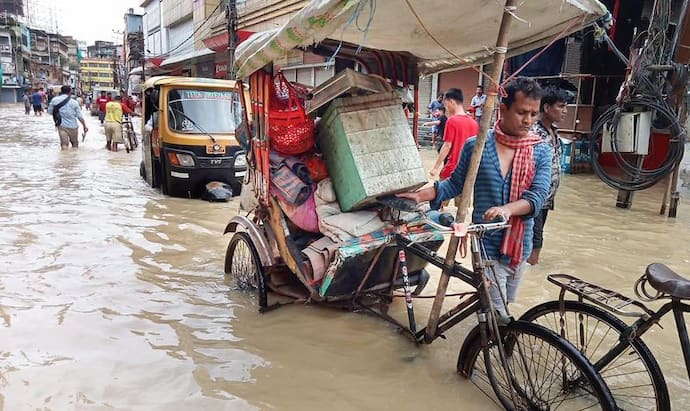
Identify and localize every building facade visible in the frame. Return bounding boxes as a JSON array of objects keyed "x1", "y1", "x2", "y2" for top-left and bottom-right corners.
[
  {"x1": 88, "y1": 41, "x2": 117, "y2": 59},
  {"x1": 0, "y1": 0, "x2": 24, "y2": 17},
  {"x1": 79, "y1": 58, "x2": 115, "y2": 93},
  {"x1": 23, "y1": 0, "x2": 61, "y2": 33},
  {"x1": 123, "y1": 8, "x2": 144, "y2": 94},
  {"x1": 137, "y1": 0, "x2": 221, "y2": 78},
  {"x1": 0, "y1": 4, "x2": 84, "y2": 102}
]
